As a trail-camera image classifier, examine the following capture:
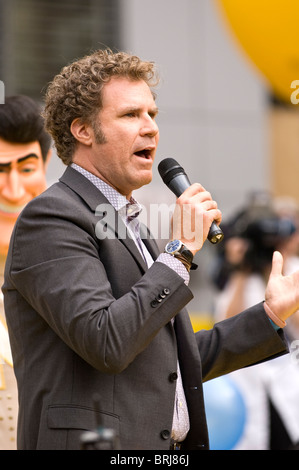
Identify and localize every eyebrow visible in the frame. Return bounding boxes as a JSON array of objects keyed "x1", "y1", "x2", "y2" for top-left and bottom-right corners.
[
  {"x1": 0, "y1": 153, "x2": 39, "y2": 169},
  {"x1": 121, "y1": 105, "x2": 159, "y2": 116}
]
